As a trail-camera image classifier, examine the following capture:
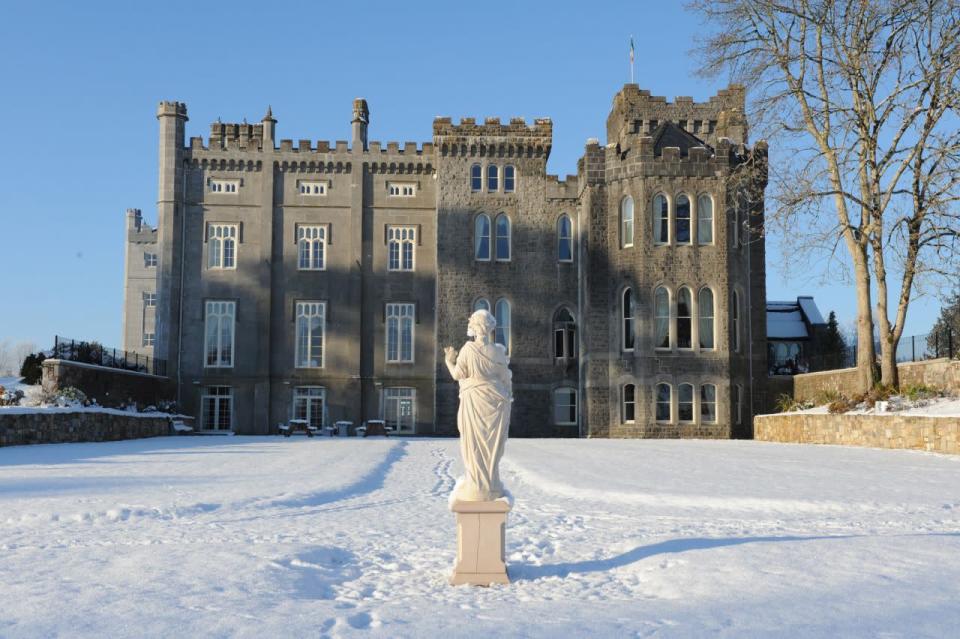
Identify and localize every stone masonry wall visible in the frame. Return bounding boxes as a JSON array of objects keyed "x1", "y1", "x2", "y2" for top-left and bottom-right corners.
[
  {"x1": 755, "y1": 412, "x2": 960, "y2": 455},
  {"x1": 42, "y1": 359, "x2": 175, "y2": 409},
  {"x1": 793, "y1": 358, "x2": 960, "y2": 402},
  {"x1": 0, "y1": 411, "x2": 172, "y2": 447}
]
